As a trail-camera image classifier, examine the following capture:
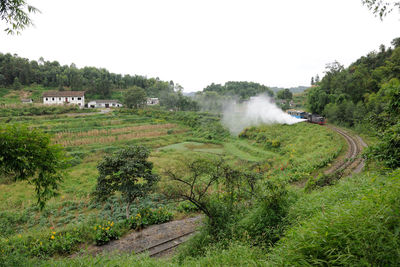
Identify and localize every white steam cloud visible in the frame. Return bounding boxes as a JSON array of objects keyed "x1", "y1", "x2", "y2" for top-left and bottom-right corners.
[{"x1": 222, "y1": 95, "x2": 306, "y2": 135}]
